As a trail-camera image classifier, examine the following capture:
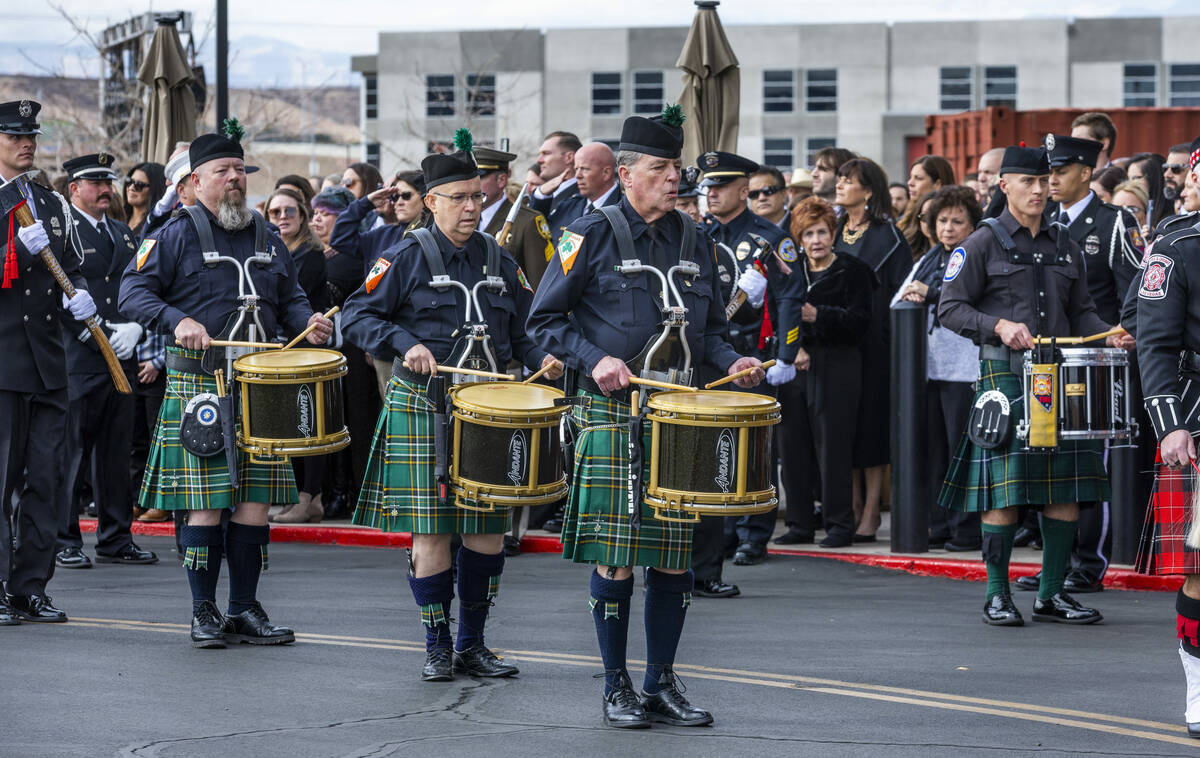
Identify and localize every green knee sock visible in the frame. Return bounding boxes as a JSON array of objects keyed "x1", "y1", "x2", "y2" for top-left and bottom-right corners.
[
  {"x1": 1038, "y1": 515, "x2": 1077, "y2": 600},
  {"x1": 981, "y1": 522, "x2": 1017, "y2": 600}
]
